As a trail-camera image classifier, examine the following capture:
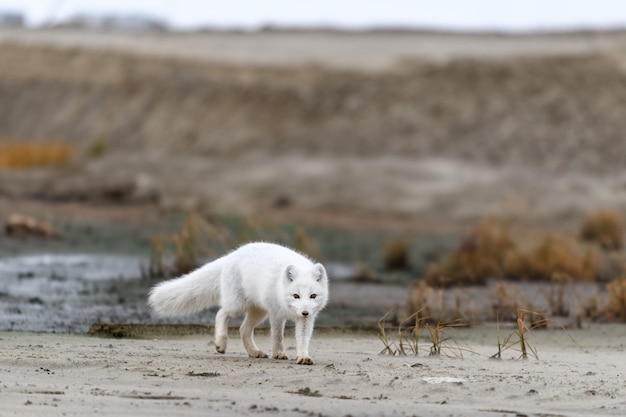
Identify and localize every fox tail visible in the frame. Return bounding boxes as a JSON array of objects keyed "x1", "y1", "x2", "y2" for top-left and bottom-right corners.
[{"x1": 148, "y1": 258, "x2": 223, "y2": 316}]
